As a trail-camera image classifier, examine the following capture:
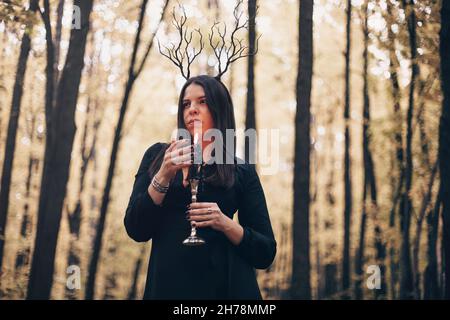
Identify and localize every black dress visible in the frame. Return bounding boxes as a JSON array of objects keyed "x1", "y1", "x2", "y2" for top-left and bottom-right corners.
[{"x1": 124, "y1": 142, "x2": 277, "y2": 300}]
